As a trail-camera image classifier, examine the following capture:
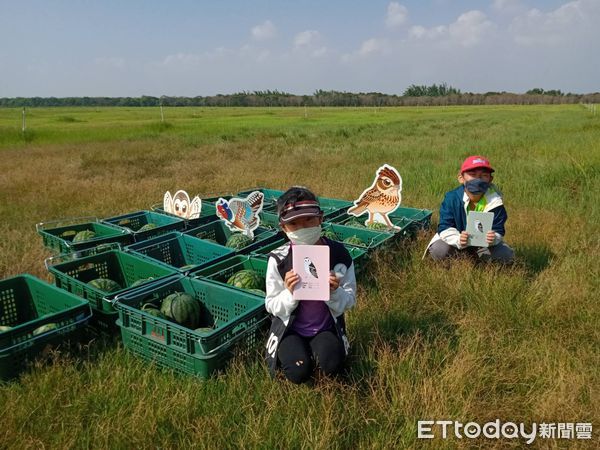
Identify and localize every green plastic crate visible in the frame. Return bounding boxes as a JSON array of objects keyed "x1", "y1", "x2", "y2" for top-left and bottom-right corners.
[
  {"x1": 183, "y1": 221, "x2": 278, "y2": 255},
  {"x1": 257, "y1": 211, "x2": 281, "y2": 231},
  {"x1": 102, "y1": 210, "x2": 186, "y2": 242},
  {"x1": 388, "y1": 206, "x2": 433, "y2": 230},
  {"x1": 327, "y1": 213, "x2": 416, "y2": 237},
  {"x1": 191, "y1": 255, "x2": 267, "y2": 297},
  {"x1": 125, "y1": 232, "x2": 235, "y2": 274},
  {"x1": 47, "y1": 250, "x2": 179, "y2": 331},
  {"x1": 37, "y1": 218, "x2": 132, "y2": 254},
  {"x1": 114, "y1": 276, "x2": 268, "y2": 379},
  {"x1": 321, "y1": 223, "x2": 394, "y2": 251},
  {"x1": 0, "y1": 274, "x2": 92, "y2": 380}
]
